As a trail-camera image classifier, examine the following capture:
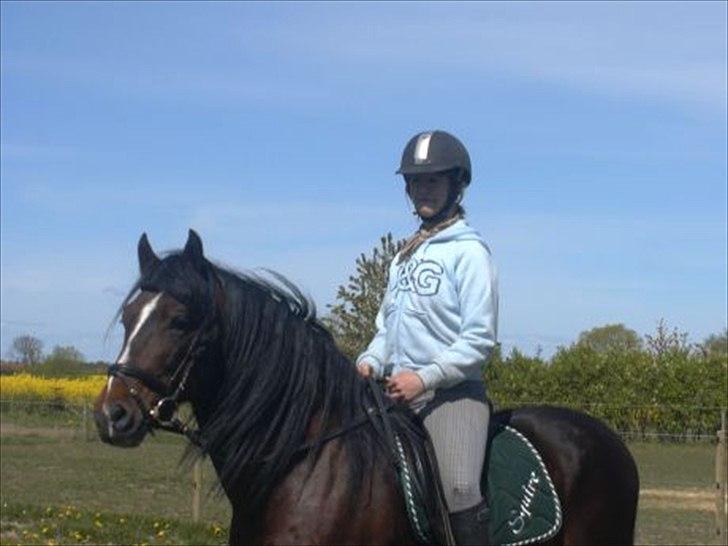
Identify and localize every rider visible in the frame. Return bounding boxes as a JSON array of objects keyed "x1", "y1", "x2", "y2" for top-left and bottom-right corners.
[{"x1": 356, "y1": 130, "x2": 498, "y2": 545}]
